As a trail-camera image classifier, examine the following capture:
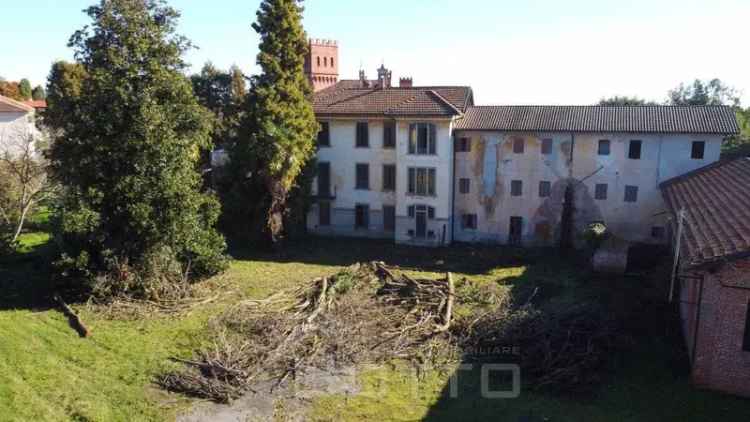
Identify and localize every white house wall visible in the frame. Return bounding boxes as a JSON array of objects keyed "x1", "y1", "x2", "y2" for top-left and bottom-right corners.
[{"x1": 307, "y1": 118, "x2": 455, "y2": 245}]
